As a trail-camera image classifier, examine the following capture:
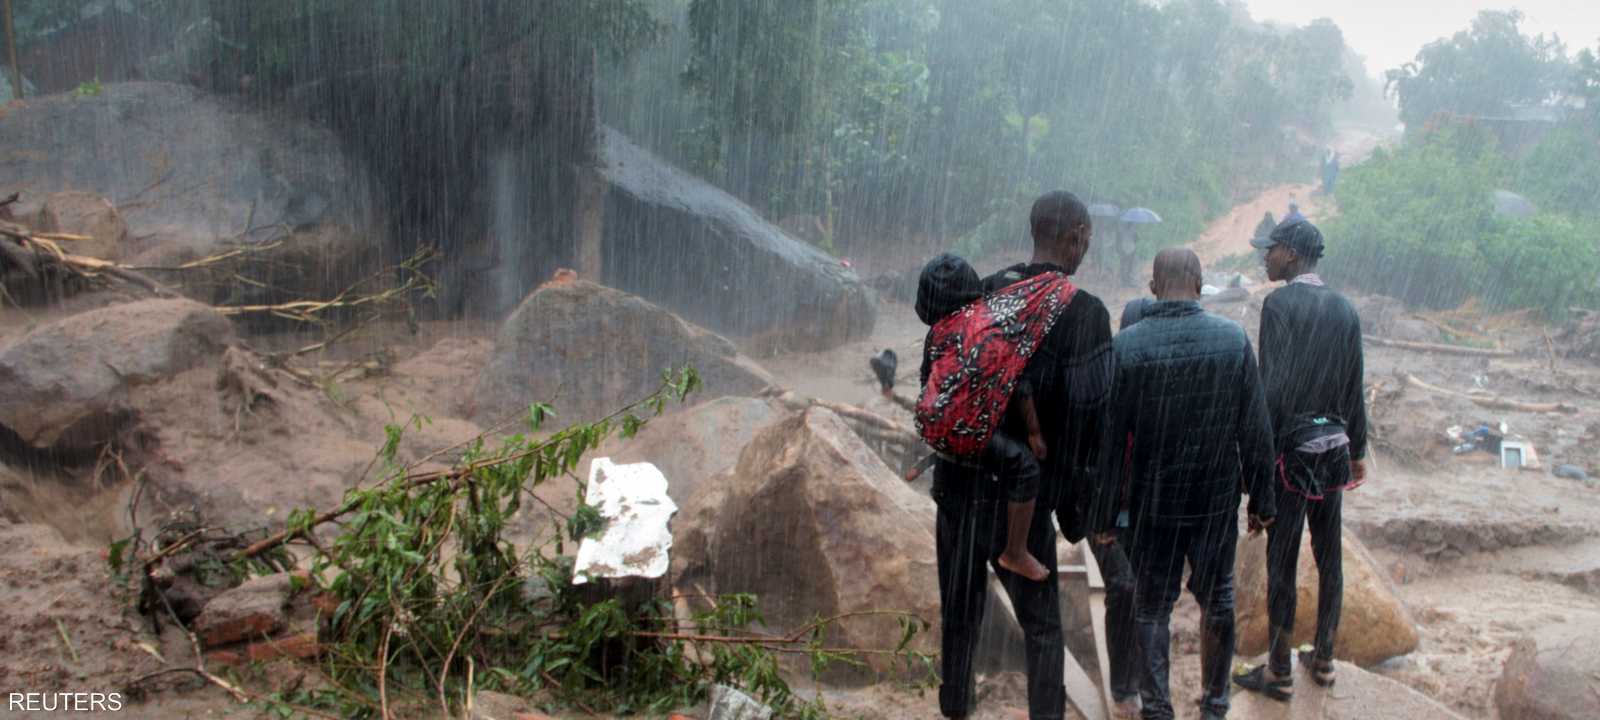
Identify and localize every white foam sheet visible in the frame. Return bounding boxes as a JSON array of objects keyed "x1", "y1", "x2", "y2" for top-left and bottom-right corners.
[{"x1": 571, "y1": 457, "x2": 678, "y2": 585}]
